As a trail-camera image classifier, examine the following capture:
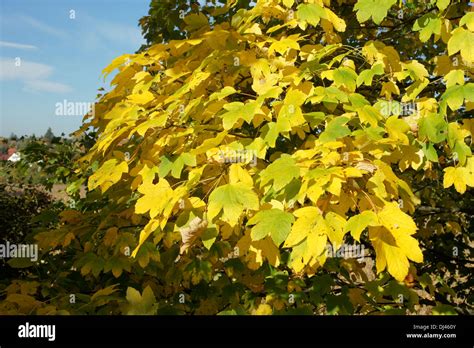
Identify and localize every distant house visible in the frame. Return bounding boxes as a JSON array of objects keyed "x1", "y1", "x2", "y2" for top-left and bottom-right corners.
[
  {"x1": 7, "y1": 152, "x2": 21, "y2": 162},
  {"x1": 1, "y1": 147, "x2": 20, "y2": 162}
]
